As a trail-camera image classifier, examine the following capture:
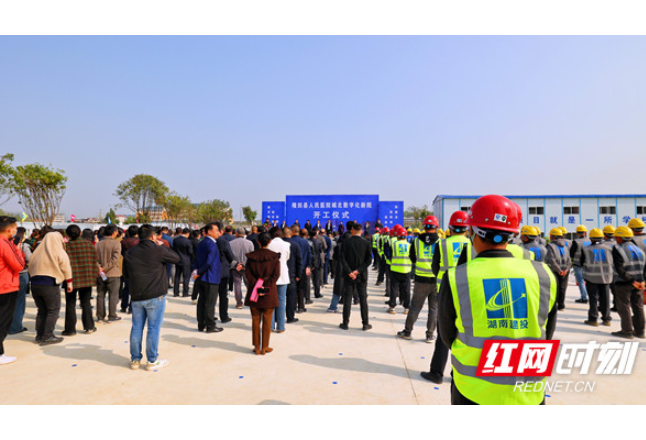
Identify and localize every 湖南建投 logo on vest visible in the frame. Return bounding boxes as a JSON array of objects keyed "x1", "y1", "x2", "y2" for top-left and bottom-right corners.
[{"x1": 483, "y1": 278, "x2": 528, "y2": 330}]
